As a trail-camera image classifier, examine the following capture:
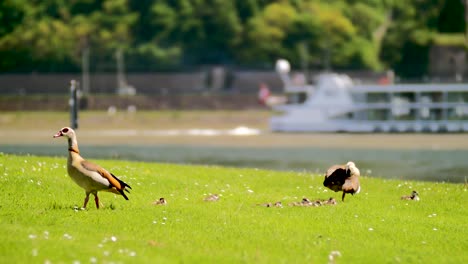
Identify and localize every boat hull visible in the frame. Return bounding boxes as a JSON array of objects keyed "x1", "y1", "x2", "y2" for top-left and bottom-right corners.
[{"x1": 270, "y1": 117, "x2": 467, "y2": 133}]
